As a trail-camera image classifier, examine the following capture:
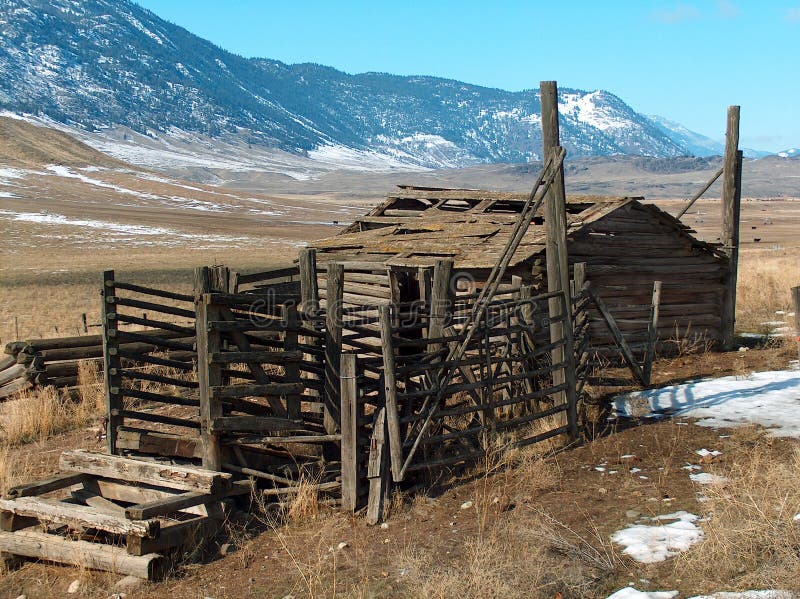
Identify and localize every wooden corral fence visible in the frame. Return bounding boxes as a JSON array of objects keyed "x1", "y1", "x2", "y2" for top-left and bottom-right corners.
[
  {"x1": 335, "y1": 265, "x2": 591, "y2": 523},
  {"x1": 101, "y1": 269, "x2": 199, "y2": 458}
]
